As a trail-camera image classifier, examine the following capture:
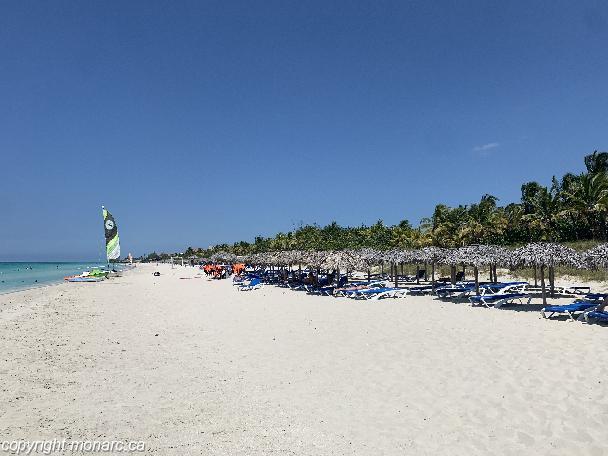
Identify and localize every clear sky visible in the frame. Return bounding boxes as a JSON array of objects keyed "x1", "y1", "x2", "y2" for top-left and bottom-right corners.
[{"x1": 1, "y1": 0, "x2": 607, "y2": 260}]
